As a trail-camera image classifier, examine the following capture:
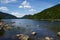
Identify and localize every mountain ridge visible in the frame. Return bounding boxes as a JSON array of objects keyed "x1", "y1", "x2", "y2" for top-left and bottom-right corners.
[
  {"x1": 0, "y1": 12, "x2": 17, "y2": 19},
  {"x1": 21, "y1": 4, "x2": 60, "y2": 20}
]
